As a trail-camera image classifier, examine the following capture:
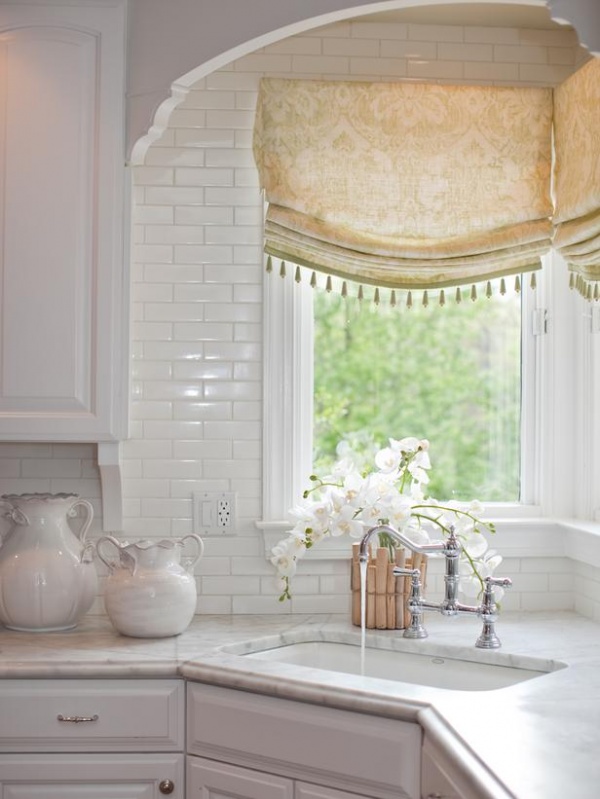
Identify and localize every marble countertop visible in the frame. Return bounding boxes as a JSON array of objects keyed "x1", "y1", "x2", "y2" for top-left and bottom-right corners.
[{"x1": 0, "y1": 610, "x2": 598, "y2": 798}]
